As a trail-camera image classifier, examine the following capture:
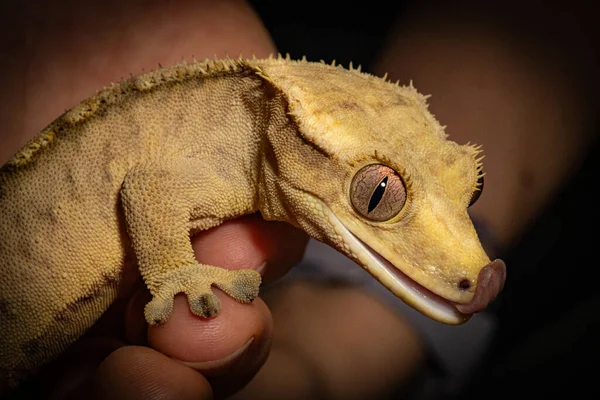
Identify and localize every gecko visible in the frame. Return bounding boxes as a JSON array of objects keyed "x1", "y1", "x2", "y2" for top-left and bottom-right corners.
[{"x1": 0, "y1": 55, "x2": 506, "y2": 391}]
